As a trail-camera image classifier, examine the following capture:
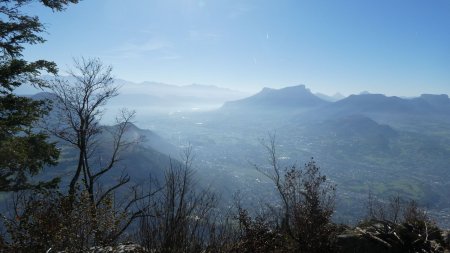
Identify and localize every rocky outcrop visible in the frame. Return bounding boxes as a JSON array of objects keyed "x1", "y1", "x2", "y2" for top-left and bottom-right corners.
[
  {"x1": 88, "y1": 244, "x2": 146, "y2": 253},
  {"x1": 53, "y1": 243, "x2": 146, "y2": 253},
  {"x1": 337, "y1": 220, "x2": 448, "y2": 253}
]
